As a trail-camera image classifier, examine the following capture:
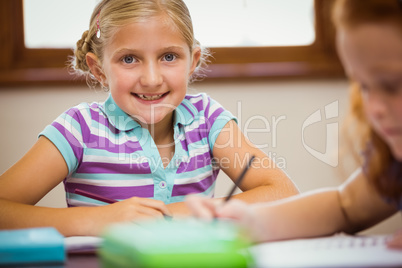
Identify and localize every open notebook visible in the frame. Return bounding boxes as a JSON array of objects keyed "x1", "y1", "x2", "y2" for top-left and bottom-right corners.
[
  {"x1": 65, "y1": 236, "x2": 102, "y2": 254},
  {"x1": 250, "y1": 233, "x2": 402, "y2": 268}
]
